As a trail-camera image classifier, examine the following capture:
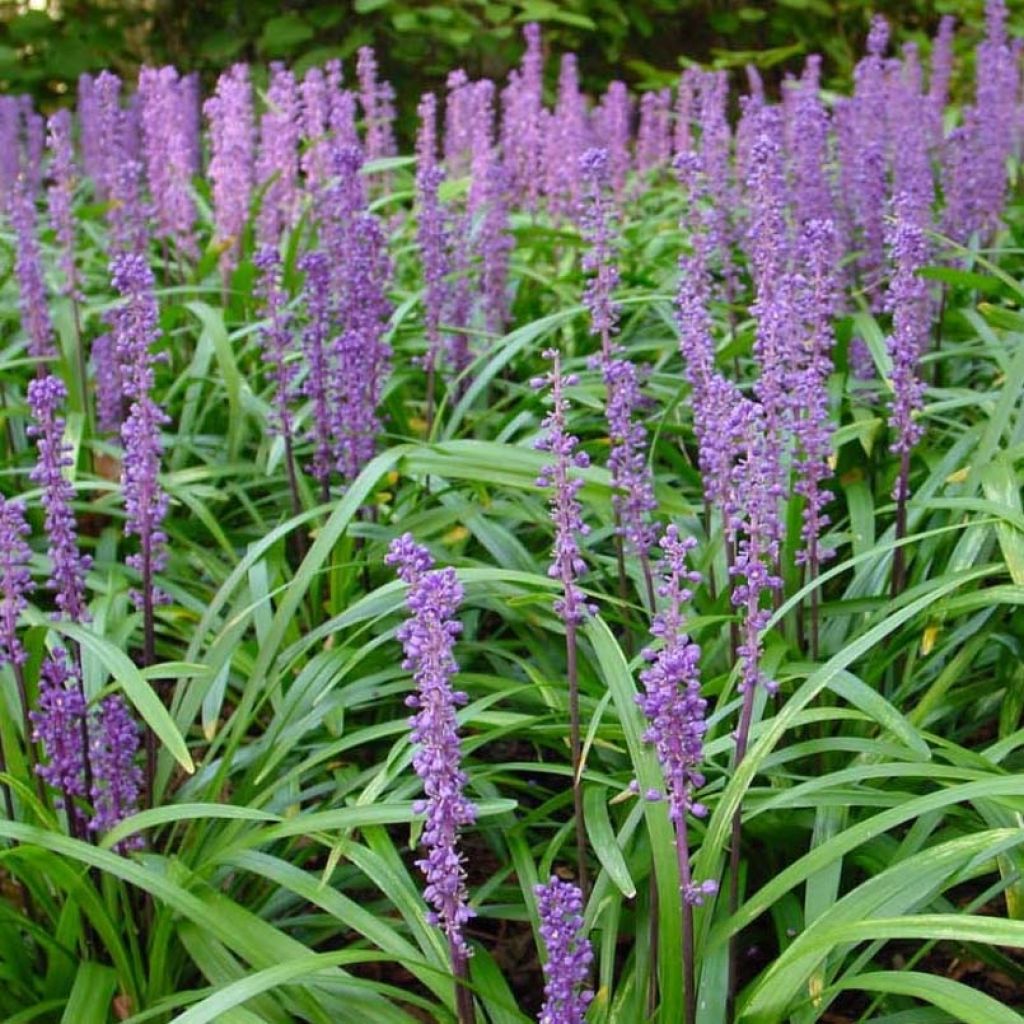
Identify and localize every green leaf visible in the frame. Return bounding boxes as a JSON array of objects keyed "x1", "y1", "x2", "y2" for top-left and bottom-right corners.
[
  {"x1": 828, "y1": 971, "x2": 1022, "y2": 1024},
  {"x1": 60, "y1": 962, "x2": 118, "y2": 1024},
  {"x1": 259, "y1": 15, "x2": 315, "y2": 55},
  {"x1": 584, "y1": 785, "x2": 636, "y2": 899}
]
